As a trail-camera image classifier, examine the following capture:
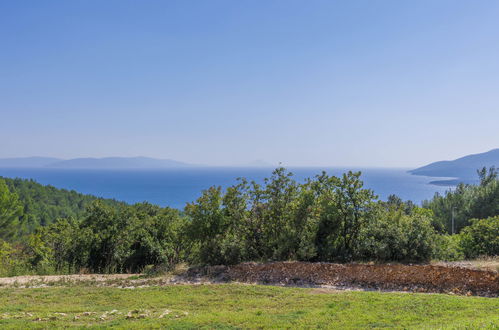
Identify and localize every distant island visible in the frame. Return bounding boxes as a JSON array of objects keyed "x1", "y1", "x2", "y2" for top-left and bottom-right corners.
[
  {"x1": 0, "y1": 157, "x2": 63, "y2": 168},
  {"x1": 409, "y1": 148, "x2": 499, "y2": 185},
  {"x1": 0, "y1": 156, "x2": 195, "y2": 169},
  {"x1": 0, "y1": 157, "x2": 277, "y2": 169}
]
